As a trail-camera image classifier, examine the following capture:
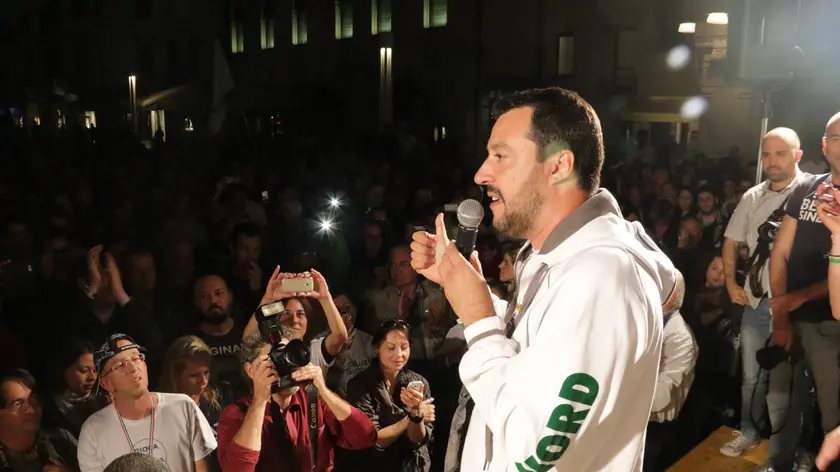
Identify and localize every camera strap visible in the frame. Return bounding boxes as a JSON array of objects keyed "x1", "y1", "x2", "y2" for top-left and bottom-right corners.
[
  {"x1": 750, "y1": 336, "x2": 795, "y2": 436},
  {"x1": 747, "y1": 194, "x2": 791, "y2": 298},
  {"x1": 235, "y1": 386, "x2": 319, "y2": 470},
  {"x1": 305, "y1": 383, "x2": 319, "y2": 471}
]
